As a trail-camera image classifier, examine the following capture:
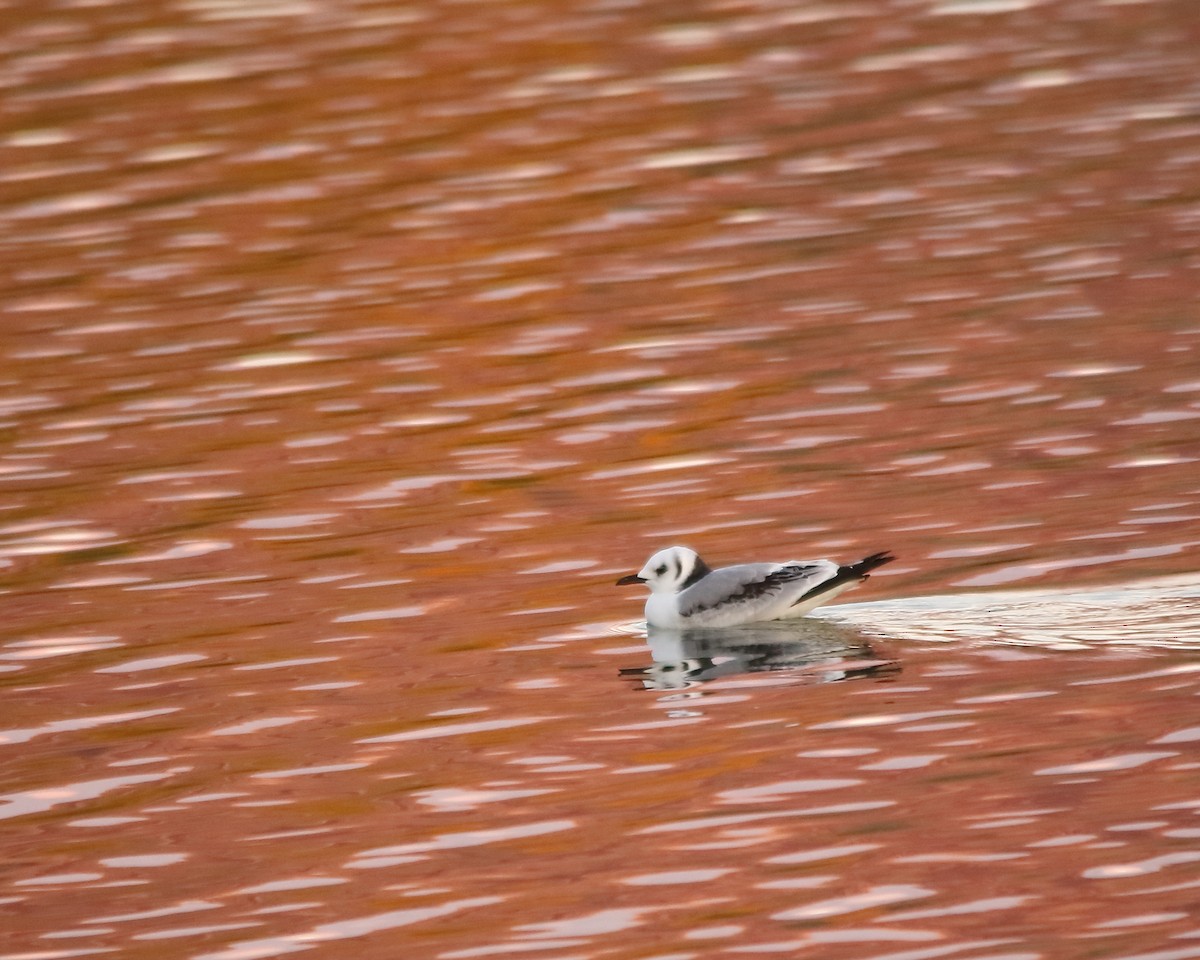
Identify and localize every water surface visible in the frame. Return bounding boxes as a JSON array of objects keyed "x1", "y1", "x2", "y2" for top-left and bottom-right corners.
[{"x1": 2, "y1": 0, "x2": 1200, "y2": 957}]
